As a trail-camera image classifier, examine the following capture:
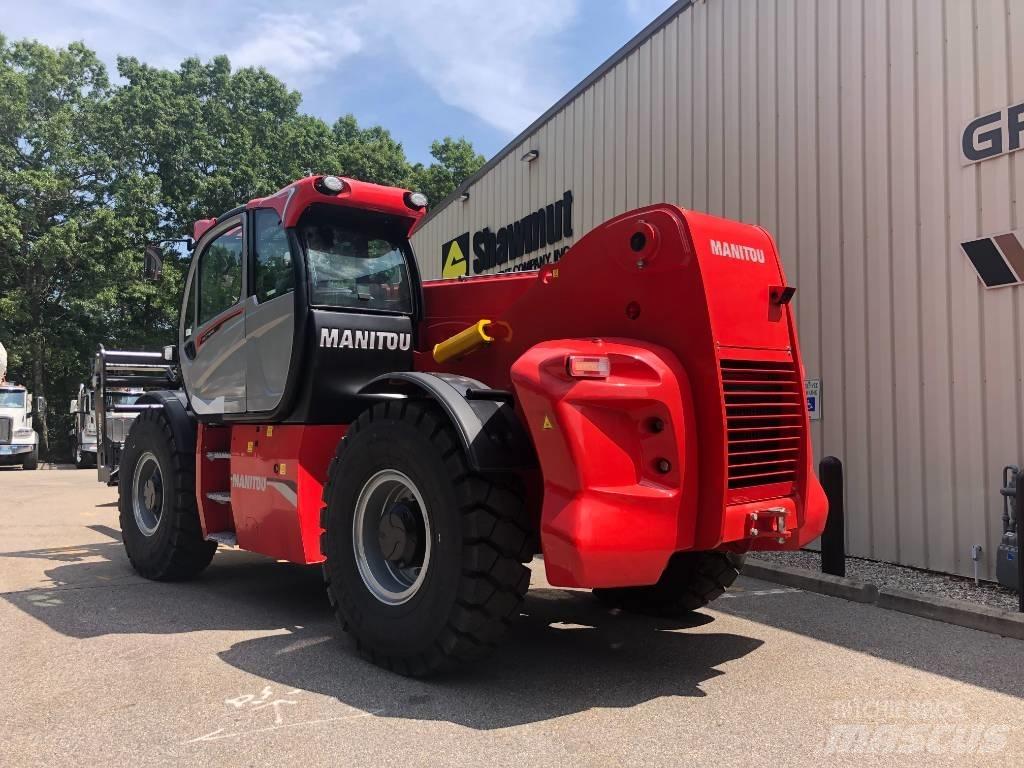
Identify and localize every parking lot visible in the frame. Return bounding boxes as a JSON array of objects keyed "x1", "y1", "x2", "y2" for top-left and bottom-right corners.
[{"x1": 1, "y1": 468, "x2": 1023, "y2": 767}]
